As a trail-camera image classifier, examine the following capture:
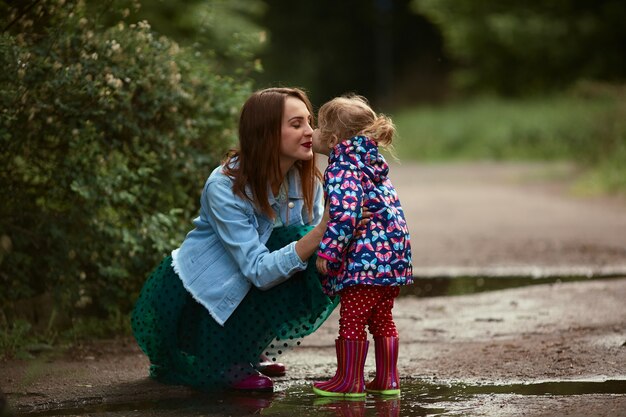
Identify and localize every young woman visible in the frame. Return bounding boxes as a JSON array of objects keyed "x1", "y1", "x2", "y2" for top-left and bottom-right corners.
[{"x1": 131, "y1": 88, "x2": 337, "y2": 391}]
